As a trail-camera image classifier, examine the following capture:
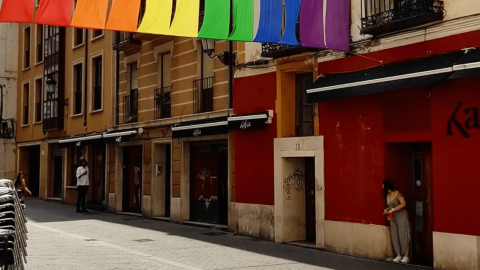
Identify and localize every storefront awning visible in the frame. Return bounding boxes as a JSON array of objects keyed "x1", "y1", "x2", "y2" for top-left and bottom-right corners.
[
  {"x1": 103, "y1": 129, "x2": 138, "y2": 143},
  {"x1": 307, "y1": 49, "x2": 480, "y2": 103},
  {"x1": 59, "y1": 134, "x2": 102, "y2": 147},
  {"x1": 227, "y1": 111, "x2": 273, "y2": 130},
  {"x1": 172, "y1": 118, "x2": 228, "y2": 138}
]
